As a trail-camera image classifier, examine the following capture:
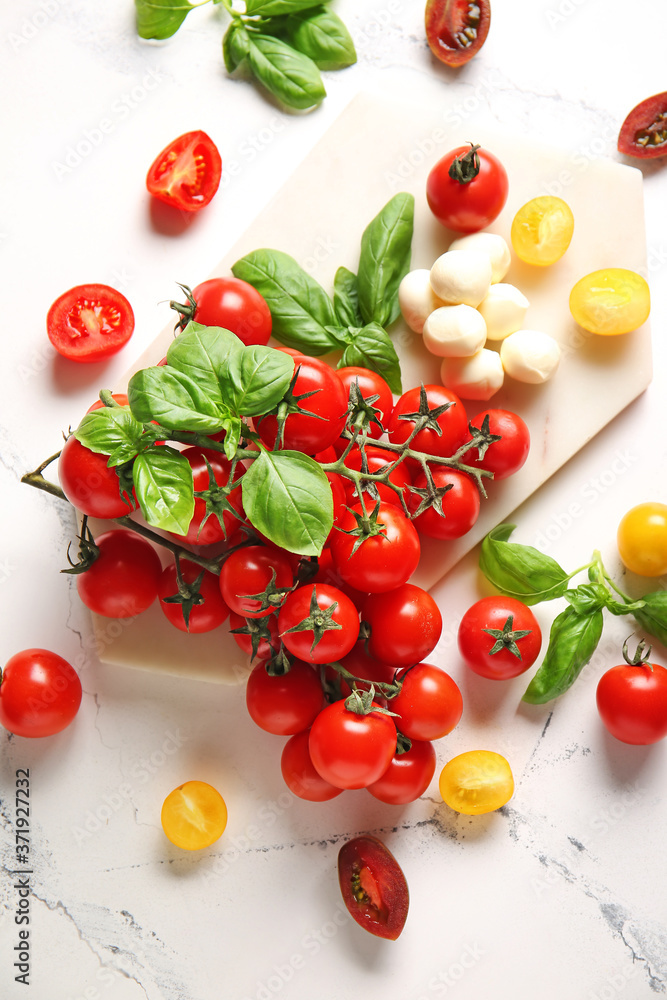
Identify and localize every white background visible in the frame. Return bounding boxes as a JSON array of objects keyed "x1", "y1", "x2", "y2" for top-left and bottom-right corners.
[{"x1": 1, "y1": 2, "x2": 666, "y2": 999}]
